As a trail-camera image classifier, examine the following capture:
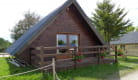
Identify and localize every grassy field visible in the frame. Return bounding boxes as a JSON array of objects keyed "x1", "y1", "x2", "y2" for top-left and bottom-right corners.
[{"x1": 0, "y1": 56, "x2": 138, "y2": 80}]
